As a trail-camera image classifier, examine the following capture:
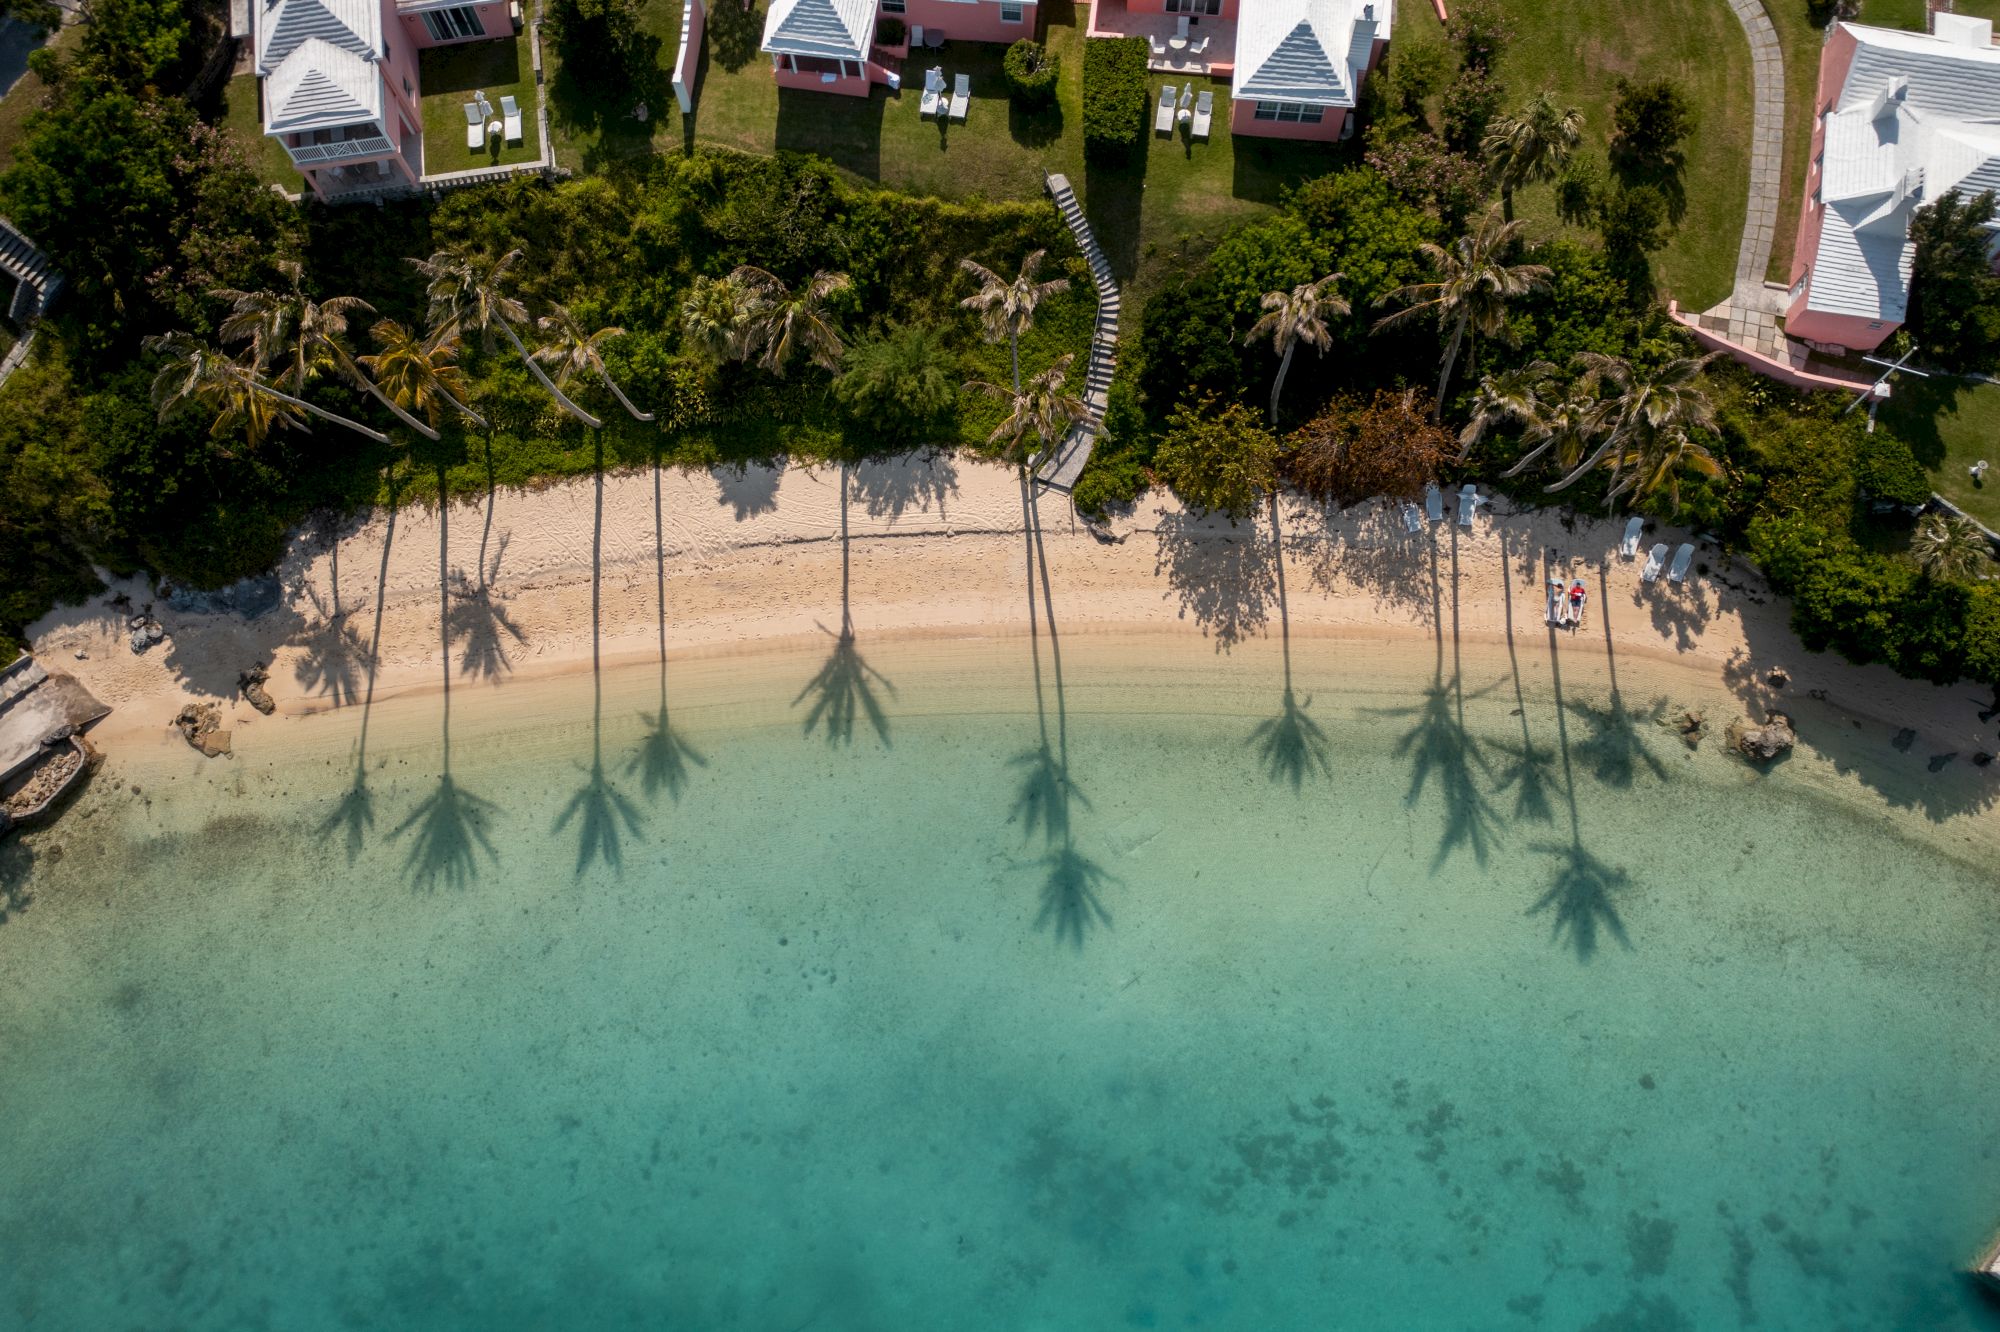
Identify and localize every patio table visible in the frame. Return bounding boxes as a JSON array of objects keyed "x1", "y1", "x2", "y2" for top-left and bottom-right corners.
[{"x1": 923, "y1": 29, "x2": 944, "y2": 49}]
